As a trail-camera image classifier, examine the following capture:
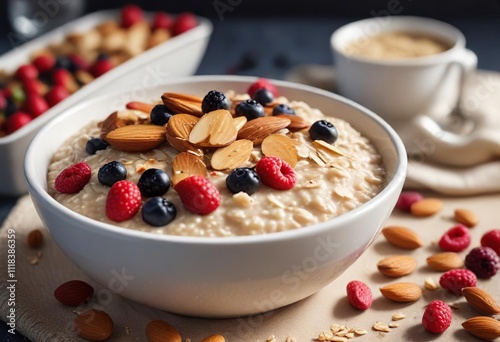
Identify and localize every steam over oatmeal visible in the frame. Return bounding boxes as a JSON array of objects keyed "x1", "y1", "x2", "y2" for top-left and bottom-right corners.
[{"x1": 48, "y1": 87, "x2": 385, "y2": 237}]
